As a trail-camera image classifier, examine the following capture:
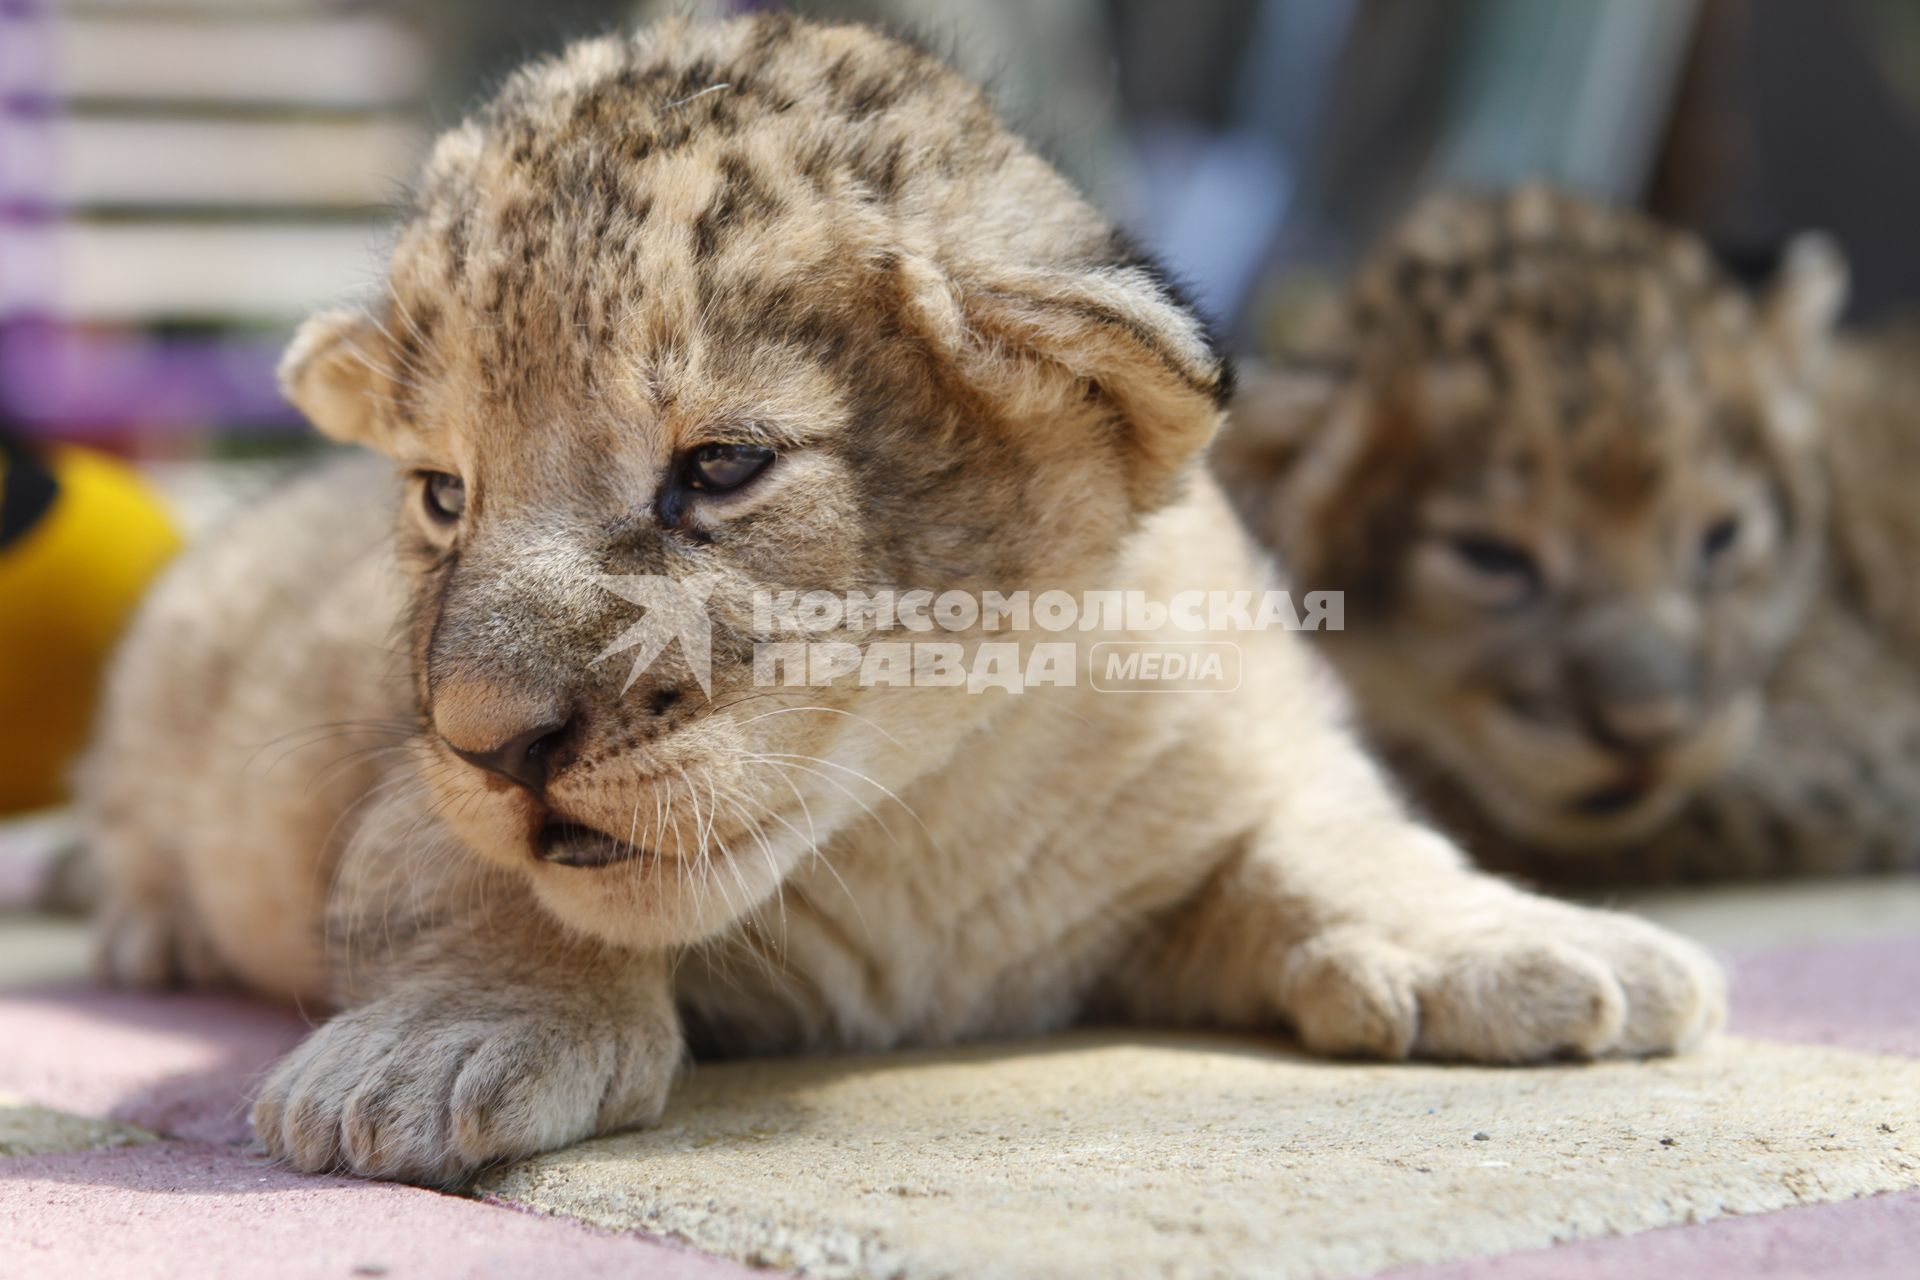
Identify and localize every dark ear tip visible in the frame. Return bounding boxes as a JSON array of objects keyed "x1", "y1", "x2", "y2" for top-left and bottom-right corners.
[
  {"x1": 1709, "y1": 232, "x2": 1846, "y2": 295},
  {"x1": 1213, "y1": 353, "x2": 1239, "y2": 409},
  {"x1": 1101, "y1": 230, "x2": 1235, "y2": 408},
  {"x1": 1708, "y1": 237, "x2": 1790, "y2": 290}
]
